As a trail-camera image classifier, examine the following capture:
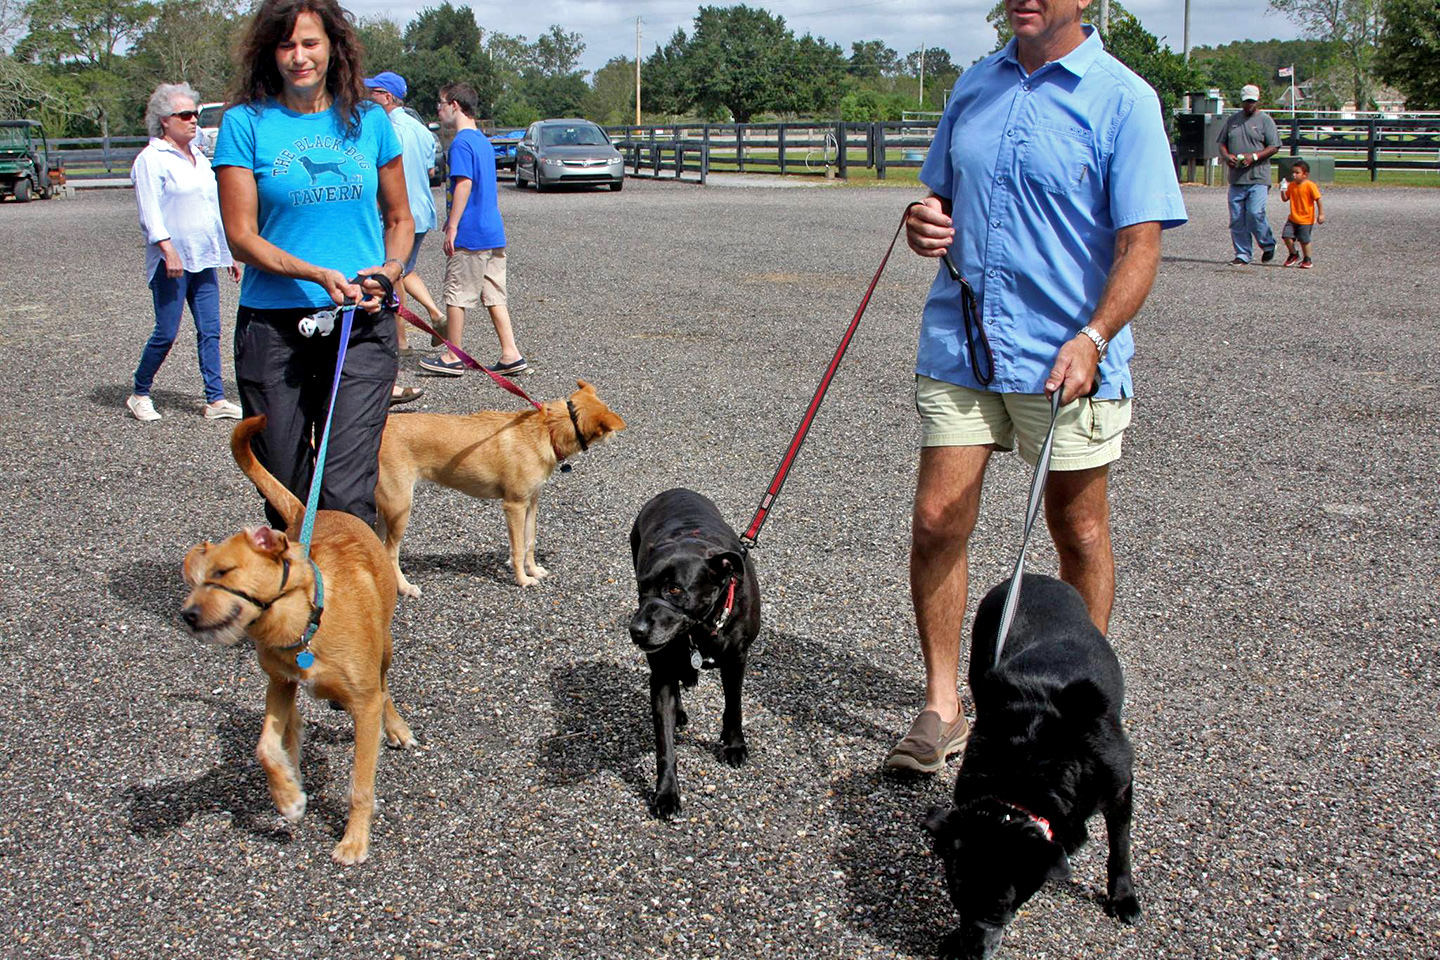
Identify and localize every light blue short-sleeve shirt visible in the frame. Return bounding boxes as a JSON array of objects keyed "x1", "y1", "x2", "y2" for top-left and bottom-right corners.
[
  {"x1": 918, "y1": 26, "x2": 1188, "y2": 398},
  {"x1": 390, "y1": 108, "x2": 437, "y2": 234},
  {"x1": 213, "y1": 101, "x2": 402, "y2": 309}
]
